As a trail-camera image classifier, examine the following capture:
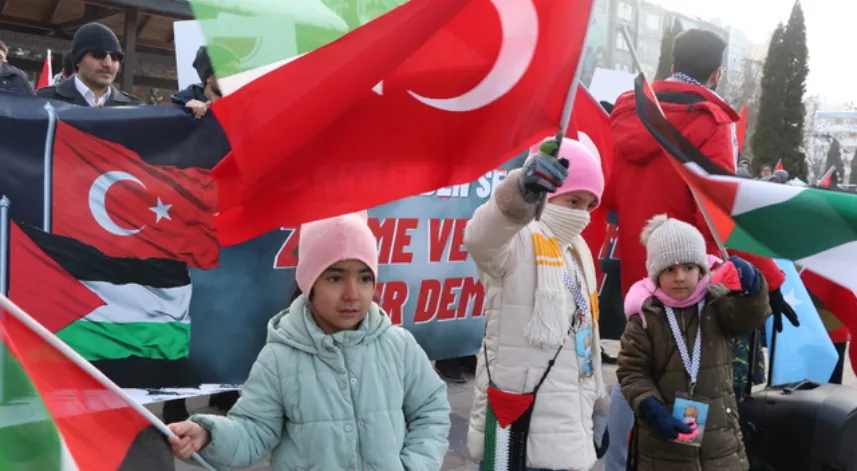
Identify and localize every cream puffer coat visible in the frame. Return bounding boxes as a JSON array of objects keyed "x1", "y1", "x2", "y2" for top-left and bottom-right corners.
[{"x1": 463, "y1": 170, "x2": 607, "y2": 471}]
